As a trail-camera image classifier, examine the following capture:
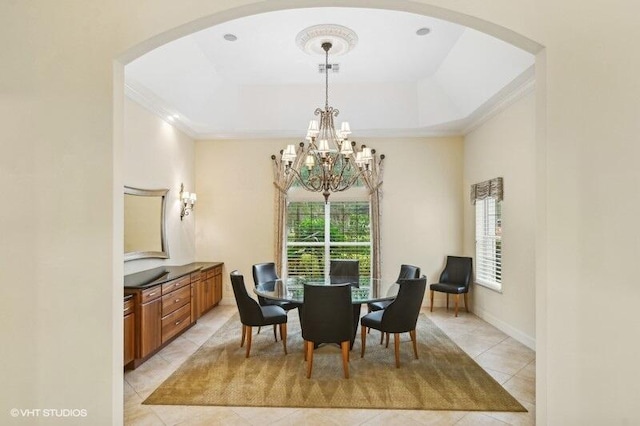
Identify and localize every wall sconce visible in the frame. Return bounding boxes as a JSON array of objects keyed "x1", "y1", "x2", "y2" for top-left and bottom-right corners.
[{"x1": 179, "y1": 183, "x2": 197, "y2": 220}]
